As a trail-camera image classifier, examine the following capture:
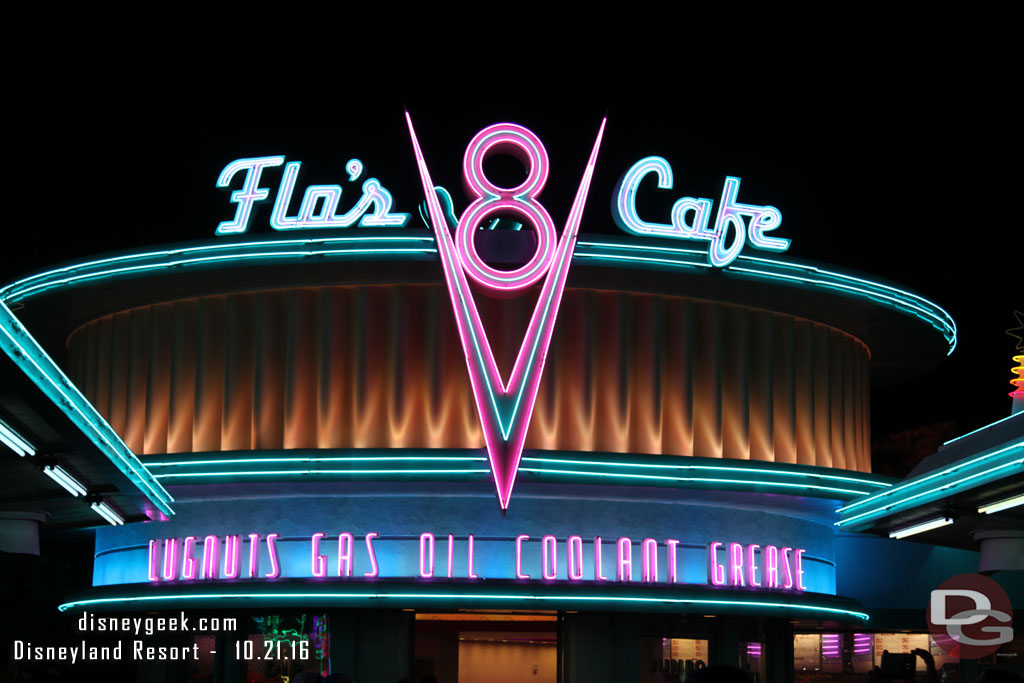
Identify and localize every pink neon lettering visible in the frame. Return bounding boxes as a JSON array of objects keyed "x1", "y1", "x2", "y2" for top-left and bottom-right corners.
[
  {"x1": 406, "y1": 114, "x2": 607, "y2": 509},
  {"x1": 765, "y1": 545, "x2": 779, "y2": 588},
  {"x1": 338, "y1": 533, "x2": 354, "y2": 577},
  {"x1": 666, "y1": 539, "x2": 680, "y2": 584},
  {"x1": 201, "y1": 535, "x2": 220, "y2": 580},
  {"x1": 746, "y1": 544, "x2": 760, "y2": 587},
  {"x1": 364, "y1": 533, "x2": 379, "y2": 578},
  {"x1": 642, "y1": 538, "x2": 658, "y2": 583},
  {"x1": 247, "y1": 533, "x2": 260, "y2": 578},
  {"x1": 161, "y1": 538, "x2": 180, "y2": 581},
  {"x1": 311, "y1": 533, "x2": 327, "y2": 578},
  {"x1": 728, "y1": 542, "x2": 745, "y2": 587},
  {"x1": 568, "y1": 536, "x2": 584, "y2": 581},
  {"x1": 265, "y1": 533, "x2": 281, "y2": 578},
  {"x1": 707, "y1": 542, "x2": 726, "y2": 586},
  {"x1": 515, "y1": 535, "x2": 530, "y2": 579},
  {"x1": 148, "y1": 540, "x2": 160, "y2": 582},
  {"x1": 419, "y1": 533, "x2": 435, "y2": 578},
  {"x1": 542, "y1": 535, "x2": 558, "y2": 580},
  {"x1": 795, "y1": 548, "x2": 806, "y2": 591},
  {"x1": 182, "y1": 536, "x2": 198, "y2": 580},
  {"x1": 617, "y1": 537, "x2": 632, "y2": 582},
  {"x1": 447, "y1": 533, "x2": 454, "y2": 579},
  {"x1": 468, "y1": 534, "x2": 479, "y2": 579},
  {"x1": 781, "y1": 547, "x2": 794, "y2": 589},
  {"x1": 594, "y1": 537, "x2": 608, "y2": 581},
  {"x1": 223, "y1": 535, "x2": 241, "y2": 579},
  {"x1": 309, "y1": 532, "x2": 325, "y2": 577}
]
